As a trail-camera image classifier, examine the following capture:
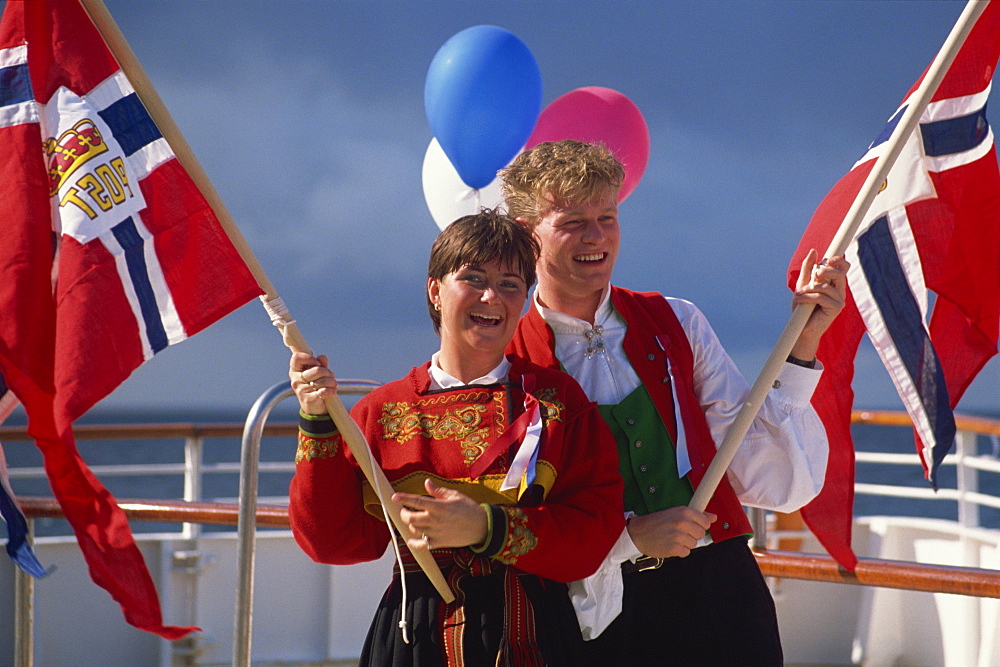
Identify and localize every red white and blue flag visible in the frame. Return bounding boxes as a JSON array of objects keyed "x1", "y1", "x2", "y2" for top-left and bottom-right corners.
[
  {"x1": 788, "y1": 1, "x2": 1000, "y2": 570},
  {"x1": 0, "y1": 377, "x2": 47, "y2": 578},
  {"x1": 0, "y1": 0, "x2": 262, "y2": 638}
]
